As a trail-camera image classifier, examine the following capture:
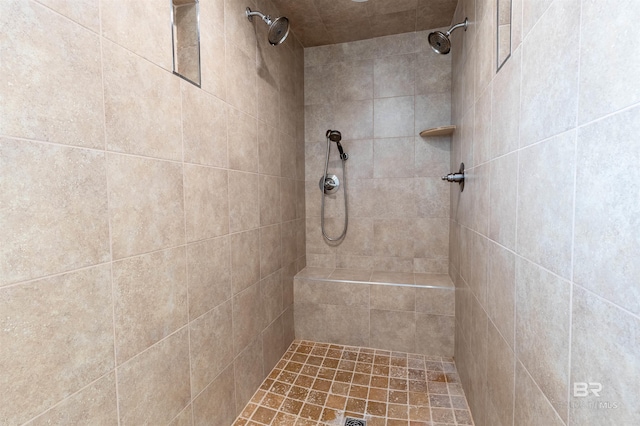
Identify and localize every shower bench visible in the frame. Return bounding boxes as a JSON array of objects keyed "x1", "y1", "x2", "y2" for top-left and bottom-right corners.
[{"x1": 293, "y1": 267, "x2": 455, "y2": 357}]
